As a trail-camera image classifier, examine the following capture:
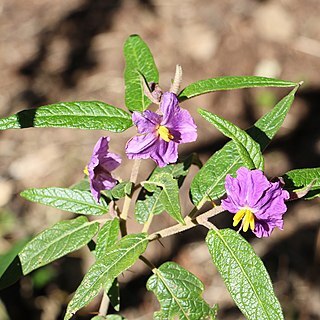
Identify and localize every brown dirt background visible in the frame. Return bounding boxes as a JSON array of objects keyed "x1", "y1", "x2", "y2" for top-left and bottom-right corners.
[{"x1": 1, "y1": 0, "x2": 320, "y2": 319}]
